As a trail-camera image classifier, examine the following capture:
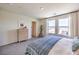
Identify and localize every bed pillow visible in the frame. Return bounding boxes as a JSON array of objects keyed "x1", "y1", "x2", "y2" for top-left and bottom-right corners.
[{"x1": 72, "y1": 38, "x2": 79, "y2": 51}]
